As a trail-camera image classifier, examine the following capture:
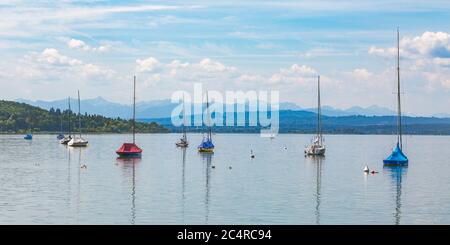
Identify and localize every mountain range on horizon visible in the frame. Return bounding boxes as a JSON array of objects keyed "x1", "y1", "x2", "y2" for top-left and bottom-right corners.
[{"x1": 15, "y1": 97, "x2": 449, "y2": 119}]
